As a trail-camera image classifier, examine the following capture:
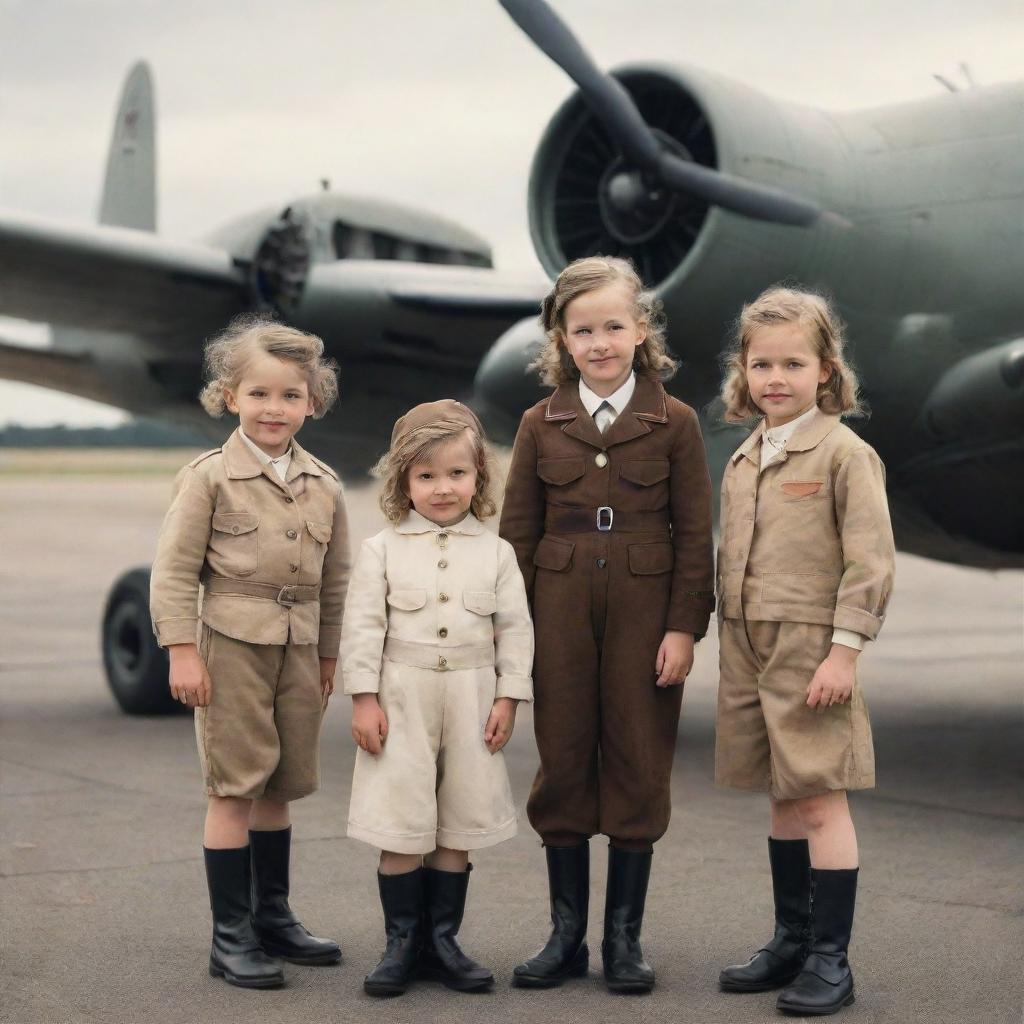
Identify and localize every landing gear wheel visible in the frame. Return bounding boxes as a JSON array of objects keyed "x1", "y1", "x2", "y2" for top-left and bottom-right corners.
[{"x1": 101, "y1": 567, "x2": 179, "y2": 715}]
